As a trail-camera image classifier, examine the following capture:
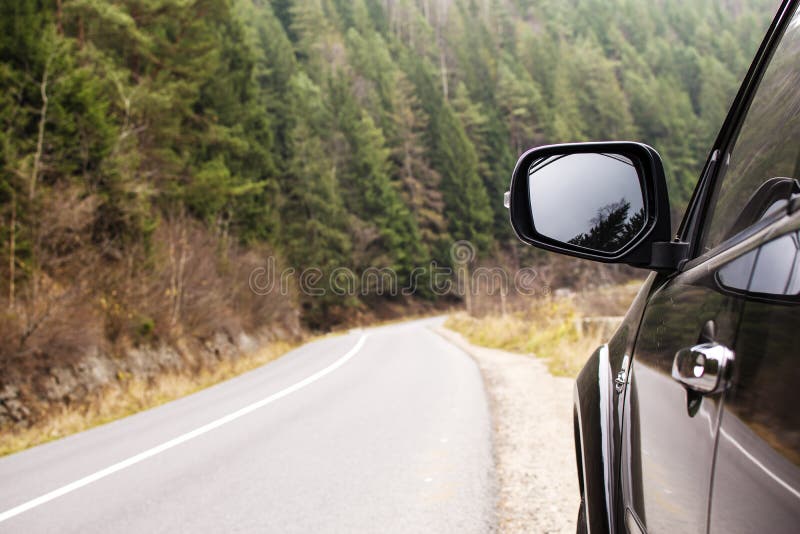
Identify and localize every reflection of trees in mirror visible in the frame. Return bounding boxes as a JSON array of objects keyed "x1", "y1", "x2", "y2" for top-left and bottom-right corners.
[{"x1": 568, "y1": 199, "x2": 645, "y2": 252}]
